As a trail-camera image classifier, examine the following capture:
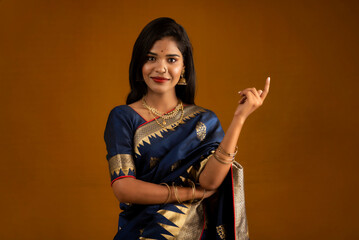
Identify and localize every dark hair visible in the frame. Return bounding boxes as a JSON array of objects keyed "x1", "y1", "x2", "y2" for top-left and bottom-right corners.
[{"x1": 126, "y1": 17, "x2": 196, "y2": 105}]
